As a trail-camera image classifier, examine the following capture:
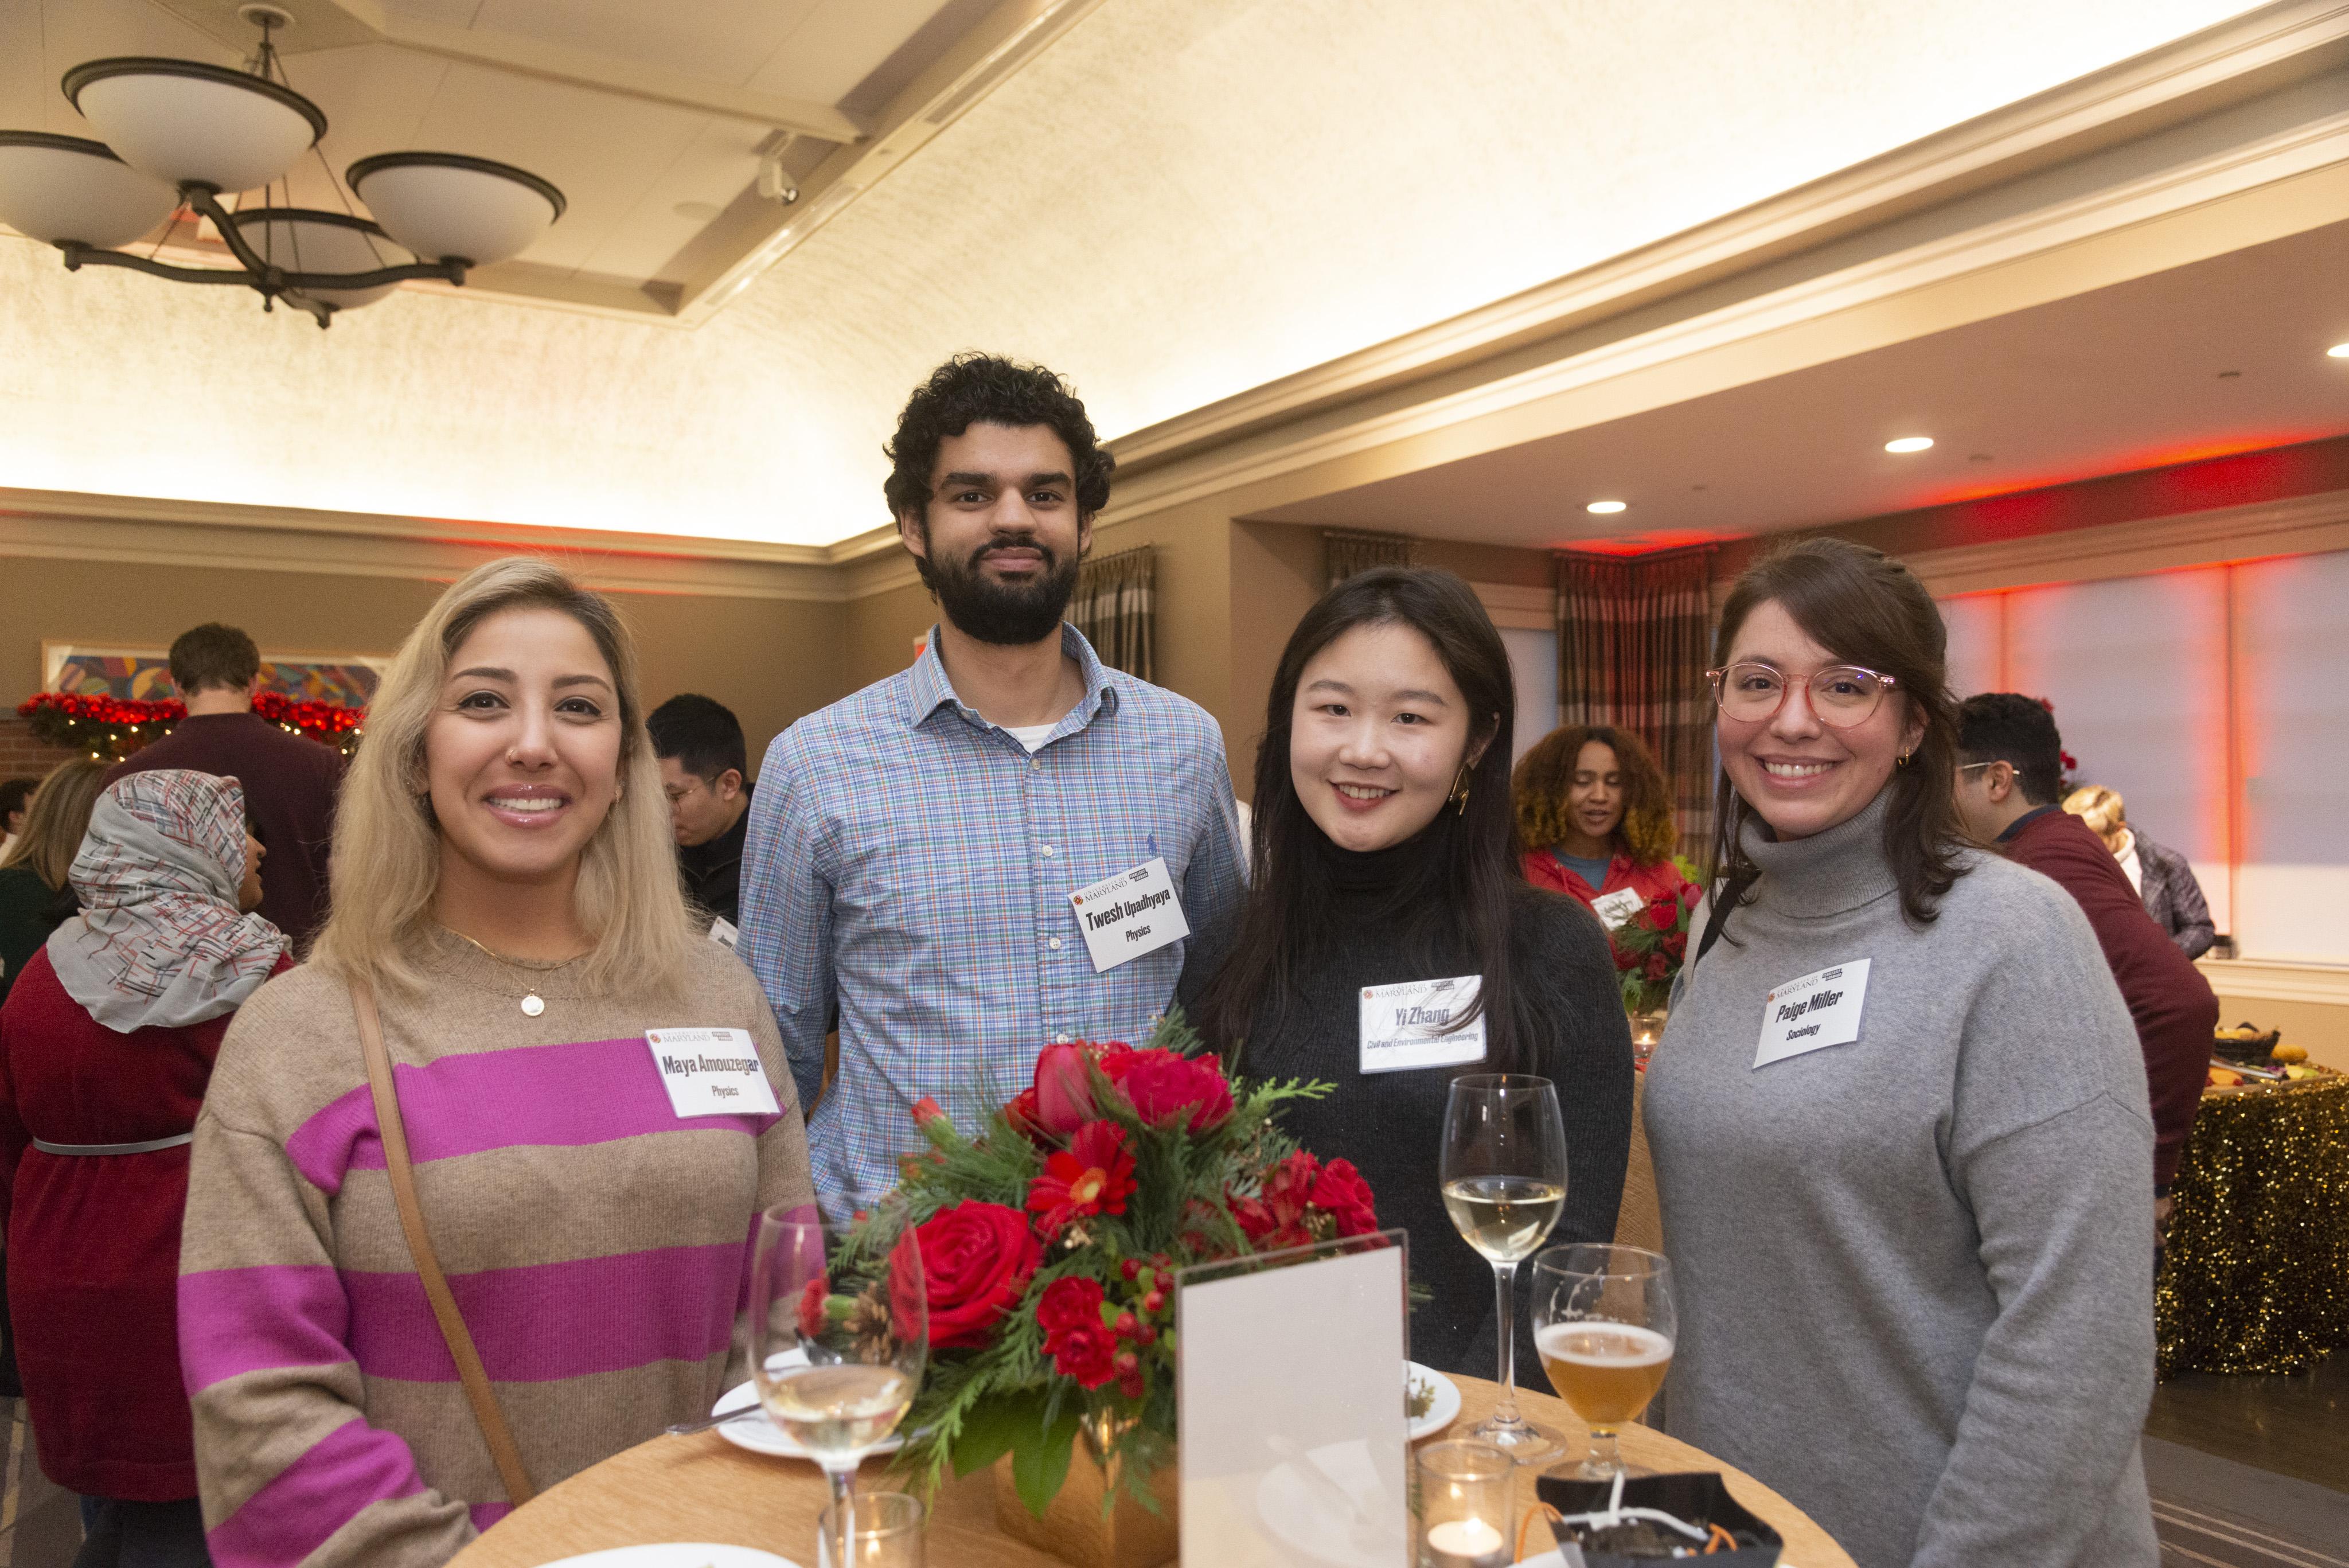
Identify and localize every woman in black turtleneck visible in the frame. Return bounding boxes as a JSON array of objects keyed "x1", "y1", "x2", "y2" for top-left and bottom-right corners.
[{"x1": 1179, "y1": 567, "x2": 1632, "y2": 1387}]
